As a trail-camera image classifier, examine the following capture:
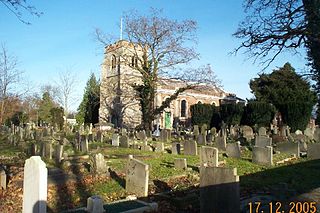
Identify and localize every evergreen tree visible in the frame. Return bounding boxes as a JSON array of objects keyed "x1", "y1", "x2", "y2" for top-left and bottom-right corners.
[
  {"x1": 77, "y1": 73, "x2": 100, "y2": 124},
  {"x1": 250, "y1": 63, "x2": 317, "y2": 130},
  {"x1": 38, "y1": 91, "x2": 57, "y2": 125}
]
